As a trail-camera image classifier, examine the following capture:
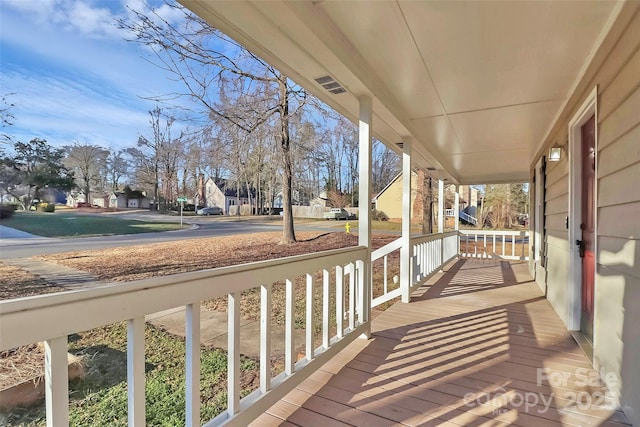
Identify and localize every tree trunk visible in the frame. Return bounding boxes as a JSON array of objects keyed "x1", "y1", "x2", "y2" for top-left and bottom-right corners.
[
  {"x1": 477, "y1": 193, "x2": 485, "y2": 229},
  {"x1": 236, "y1": 179, "x2": 241, "y2": 217},
  {"x1": 256, "y1": 172, "x2": 261, "y2": 215},
  {"x1": 153, "y1": 161, "x2": 159, "y2": 211},
  {"x1": 85, "y1": 181, "x2": 90, "y2": 206},
  {"x1": 245, "y1": 177, "x2": 252, "y2": 215},
  {"x1": 422, "y1": 174, "x2": 433, "y2": 234},
  {"x1": 279, "y1": 74, "x2": 296, "y2": 244}
]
